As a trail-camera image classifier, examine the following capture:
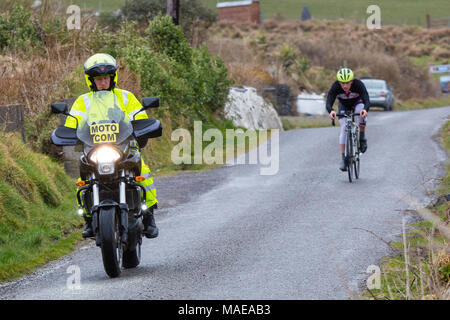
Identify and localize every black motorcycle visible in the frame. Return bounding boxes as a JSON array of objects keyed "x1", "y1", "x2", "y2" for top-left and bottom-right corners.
[{"x1": 50, "y1": 91, "x2": 162, "y2": 278}]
